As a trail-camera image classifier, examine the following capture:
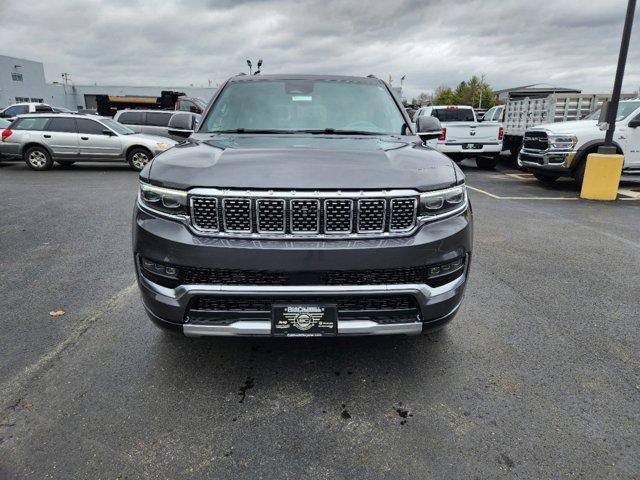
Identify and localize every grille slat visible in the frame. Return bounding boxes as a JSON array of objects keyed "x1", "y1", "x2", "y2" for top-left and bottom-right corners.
[
  {"x1": 357, "y1": 199, "x2": 386, "y2": 232},
  {"x1": 324, "y1": 199, "x2": 353, "y2": 233},
  {"x1": 291, "y1": 199, "x2": 320, "y2": 233},
  {"x1": 257, "y1": 199, "x2": 285, "y2": 233},
  {"x1": 191, "y1": 192, "x2": 418, "y2": 237},
  {"x1": 191, "y1": 197, "x2": 219, "y2": 231},
  {"x1": 390, "y1": 198, "x2": 417, "y2": 231},
  {"x1": 222, "y1": 198, "x2": 252, "y2": 232}
]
